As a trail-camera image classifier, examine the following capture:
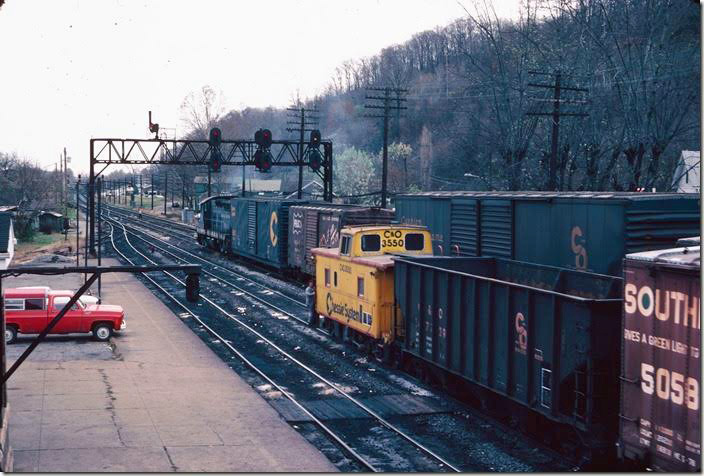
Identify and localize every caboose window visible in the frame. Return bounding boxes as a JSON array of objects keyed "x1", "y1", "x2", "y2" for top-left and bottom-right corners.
[
  {"x1": 357, "y1": 277, "x2": 364, "y2": 297},
  {"x1": 361, "y1": 234, "x2": 381, "y2": 252},
  {"x1": 405, "y1": 233, "x2": 424, "y2": 251},
  {"x1": 325, "y1": 268, "x2": 330, "y2": 287},
  {"x1": 334, "y1": 272, "x2": 338, "y2": 287},
  {"x1": 340, "y1": 236, "x2": 351, "y2": 255}
]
